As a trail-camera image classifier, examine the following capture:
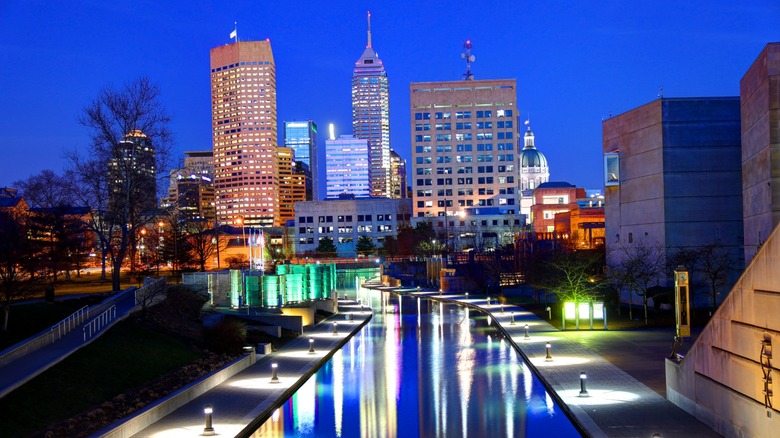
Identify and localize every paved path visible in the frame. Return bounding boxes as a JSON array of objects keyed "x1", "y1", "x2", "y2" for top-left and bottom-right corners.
[
  {"x1": 127, "y1": 300, "x2": 371, "y2": 437},
  {"x1": 0, "y1": 289, "x2": 137, "y2": 399},
  {"x1": 380, "y1": 285, "x2": 720, "y2": 438}
]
